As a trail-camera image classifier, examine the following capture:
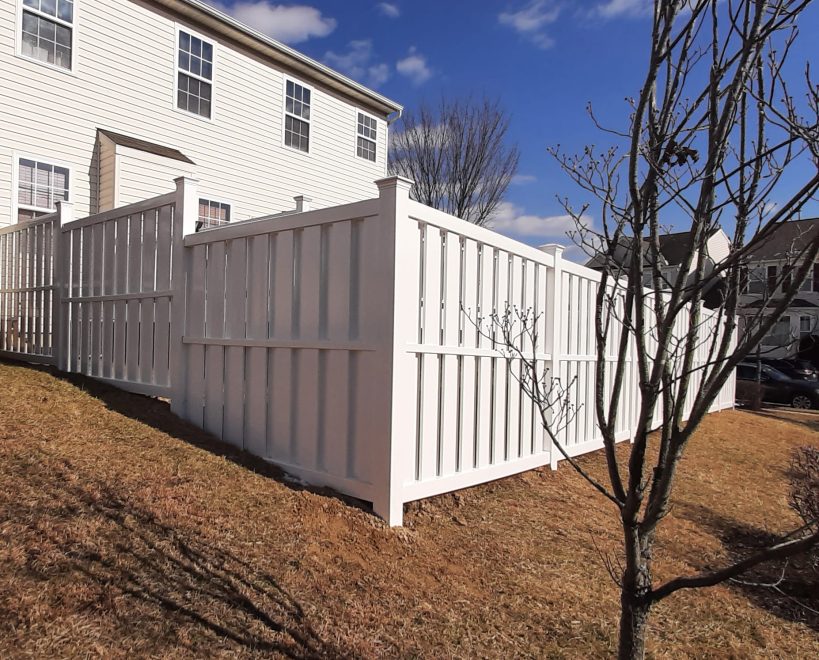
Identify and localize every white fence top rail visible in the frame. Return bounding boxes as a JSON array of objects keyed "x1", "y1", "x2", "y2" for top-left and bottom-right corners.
[
  {"x1": 61, "y1": 192, "x2": 177, "y2": 232},
  {"x1": 407, "y1": 200, "x2": 558, "y2": 268},
  {"x1": 0, "y1": 211, "x2": 59, "y2": 237},
  {"x1": 184, "y1": 198, "x2": 380, "y2": 246}
]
